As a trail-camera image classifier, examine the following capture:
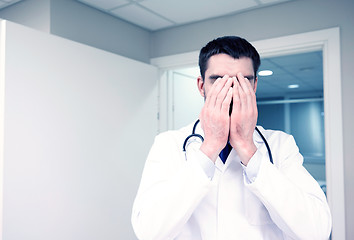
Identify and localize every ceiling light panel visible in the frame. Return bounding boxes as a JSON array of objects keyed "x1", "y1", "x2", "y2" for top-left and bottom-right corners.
[
  {"x1": 258, "y1": 70, "x2": 273, "y2": 76},
  {"x1": 111, "y1": 4, "x2": 174, "y2": 30},
  {"x1": 78, "y1": 0, "x2": 129, "y2": 10},
  {"x1": 2, "y1": 0, "x2": 19, "y2": 2},
  {"x1": 288, "y1": 84, "x2": 299, "y2": 89},
  {"x1": 140, "y1": 0, "x2": 258, "y2": 24},
  {"x1": 258, "y1": 0, "x2": 290, "y2": 4}
]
